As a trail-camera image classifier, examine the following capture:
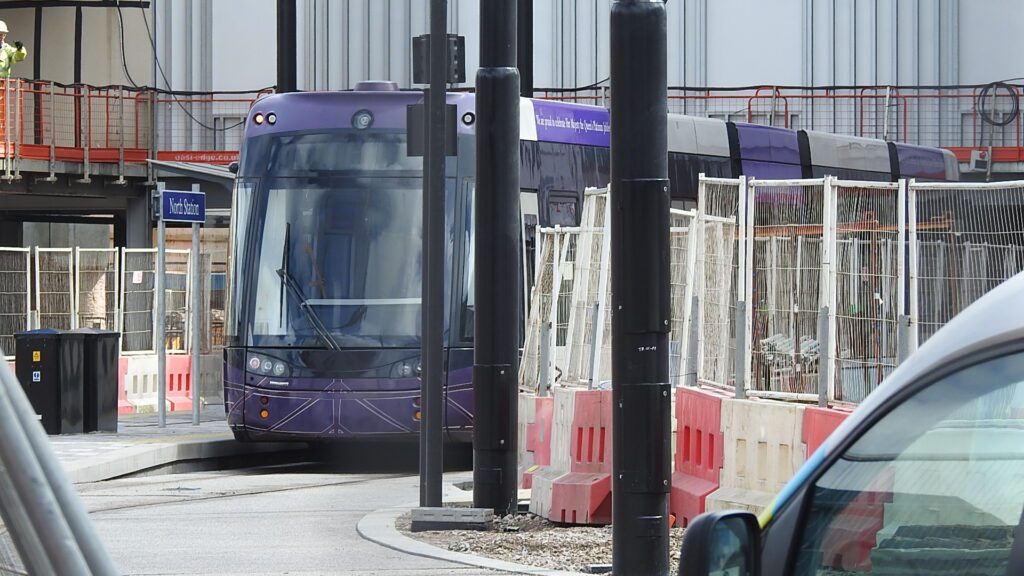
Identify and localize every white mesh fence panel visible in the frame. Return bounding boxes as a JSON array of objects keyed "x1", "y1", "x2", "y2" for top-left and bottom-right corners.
[
  {"x1": 35, "y1": 248, "x2": 74, "y2": 330},
  {"x1": 165, "y1": 249, "x2": 191, "y2": 353},
  {"x1": 911, "y1": 181, "x2": 1024, "y2": 344},
  {"x1": 121, "y1": 249, "x2": 156, "y2": 352},
  {"x1": 669, "y1": 209, "x2": 697, "y2": 385},
  {"x1": 564, "y1": 191, "x2": 609, "y2": 387},
  {"x1": 75, "y1": 248, "x2": 119, "y2": 331},
  {"x1": 695, "y1": 178, "x2": 742, "y2": 390},
  {"x1": 0, "y1": 249, "x2": 29, "y2": 356},
  {"x1": 832, "y1": 181, "x2": 903, "y2": 404},
  {"x1": 748, "y1": 179, "x2": 826, "y2": 397},
  {"x1": 520, "y1": 230, "x2": 556, "y2": 391}
]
